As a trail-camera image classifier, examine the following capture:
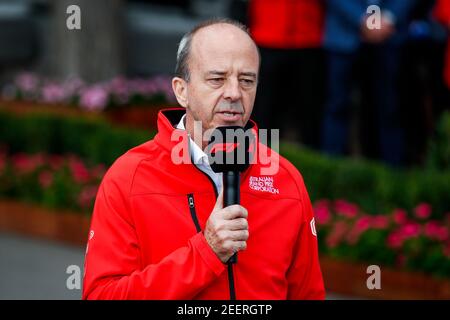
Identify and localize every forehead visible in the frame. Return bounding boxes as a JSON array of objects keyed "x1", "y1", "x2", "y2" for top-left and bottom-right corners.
[{"x1": 189, "y1": 24, "x2": 259, "y2": 73}]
